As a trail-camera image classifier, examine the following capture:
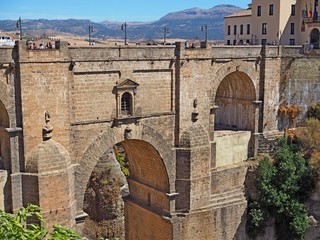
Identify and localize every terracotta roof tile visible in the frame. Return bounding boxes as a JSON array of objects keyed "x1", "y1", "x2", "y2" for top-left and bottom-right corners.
[{"x1": 225, "y1": 9, "x2": 252, "y2": 18}]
